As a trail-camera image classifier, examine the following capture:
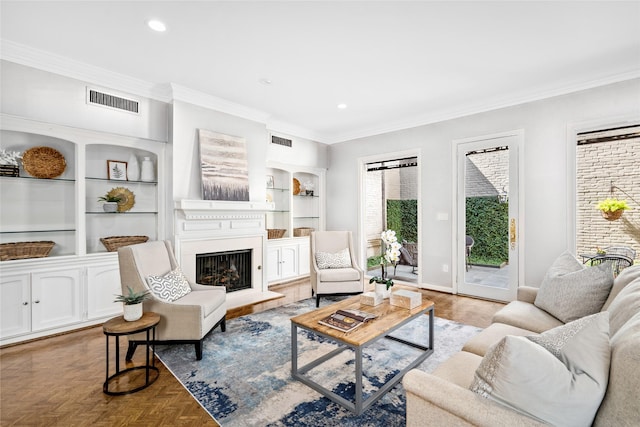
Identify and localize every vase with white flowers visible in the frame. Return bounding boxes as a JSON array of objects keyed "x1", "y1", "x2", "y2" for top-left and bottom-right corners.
[
  {"x1": 0, "y1": 148, "x2": 22, "y2": 177},
  {"x1": 369, "y1": 229, "x2": 402, "y2": 298}
]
